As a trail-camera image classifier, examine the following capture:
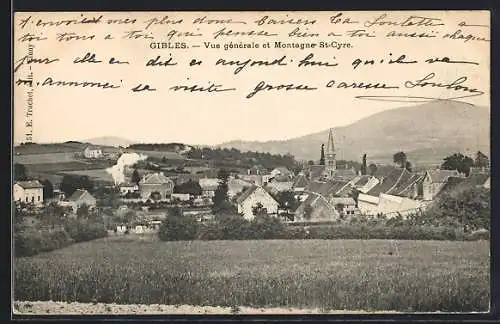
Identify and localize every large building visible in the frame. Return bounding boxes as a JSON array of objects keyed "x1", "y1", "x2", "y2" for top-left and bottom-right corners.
[
  {"x1": 236, "y1": 185, "x2": 279, "y2": 221},
  {"x1": 13, "y1": 180, "x2": 44, "y2": 206},
  {"x1": 139, "y1": 172, "x2": 175, "y2": 200}
]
